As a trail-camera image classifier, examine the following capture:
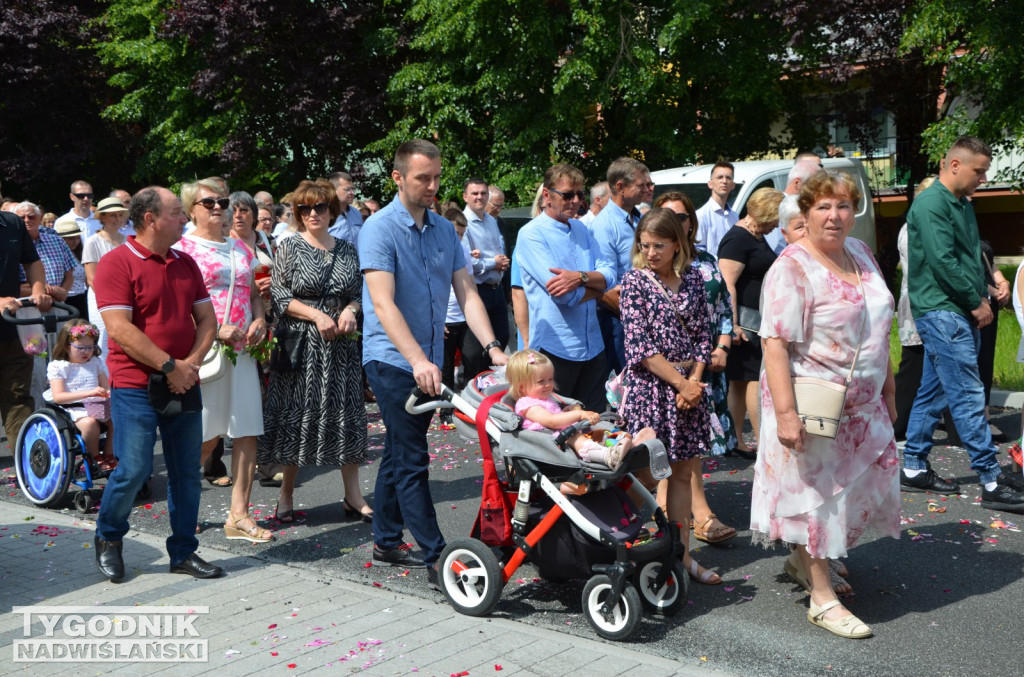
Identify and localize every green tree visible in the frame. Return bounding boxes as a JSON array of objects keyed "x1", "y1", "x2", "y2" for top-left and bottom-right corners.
[{"x1": 902, "y1": 0, "x2": 1024, "y2": 186}]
